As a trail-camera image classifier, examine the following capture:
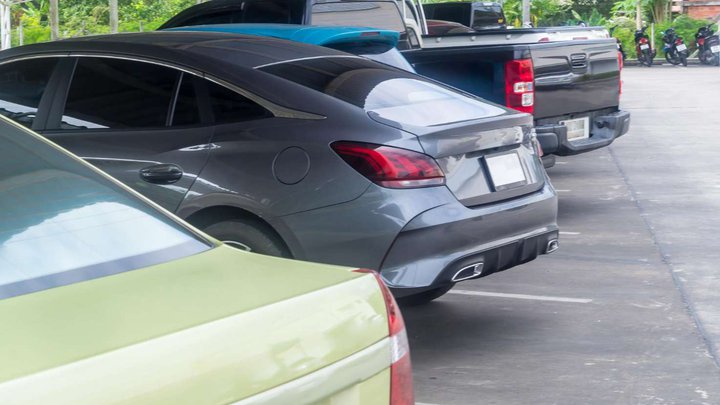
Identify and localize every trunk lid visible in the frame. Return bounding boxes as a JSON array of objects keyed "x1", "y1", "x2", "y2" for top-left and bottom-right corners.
[
  {"x1": 371, "y1": 111, "x2": 546, "y2": 207},
  {"x1": 0, "y1": 246, "x2": 390, "y2": 403}
]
